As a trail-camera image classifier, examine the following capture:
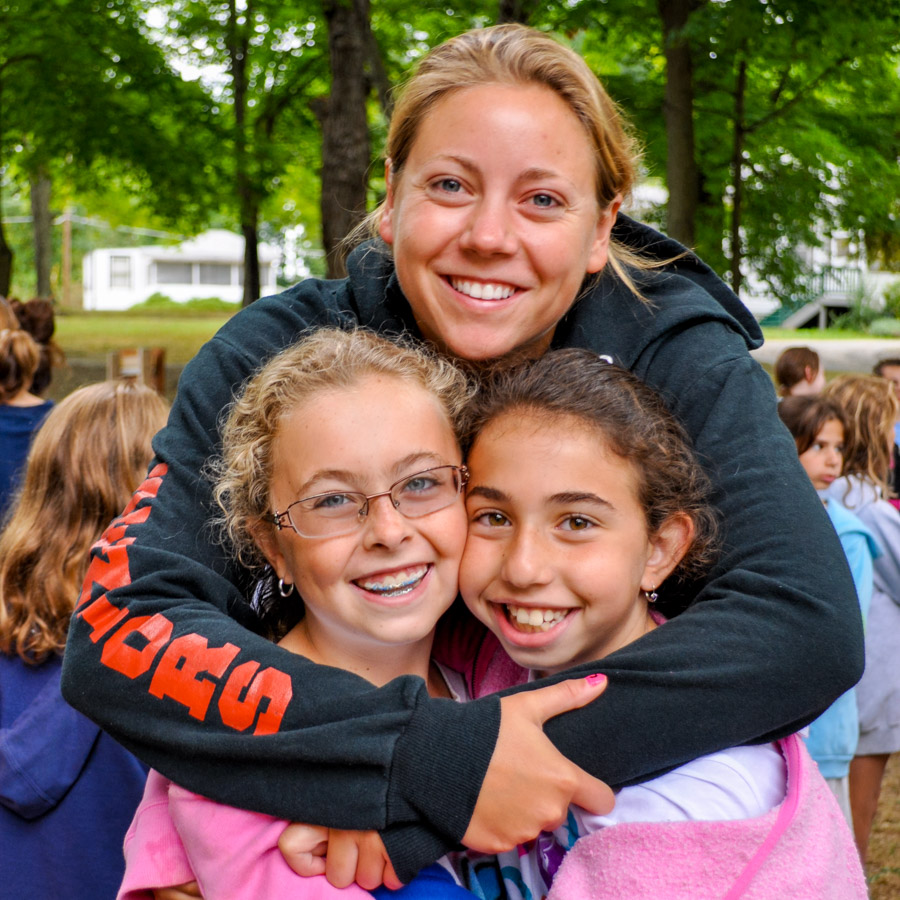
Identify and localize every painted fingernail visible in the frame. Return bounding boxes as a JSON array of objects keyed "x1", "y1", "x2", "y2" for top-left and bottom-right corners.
[{"x1": 586, "y1": 673, "x2": 607, "y2": 686}]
